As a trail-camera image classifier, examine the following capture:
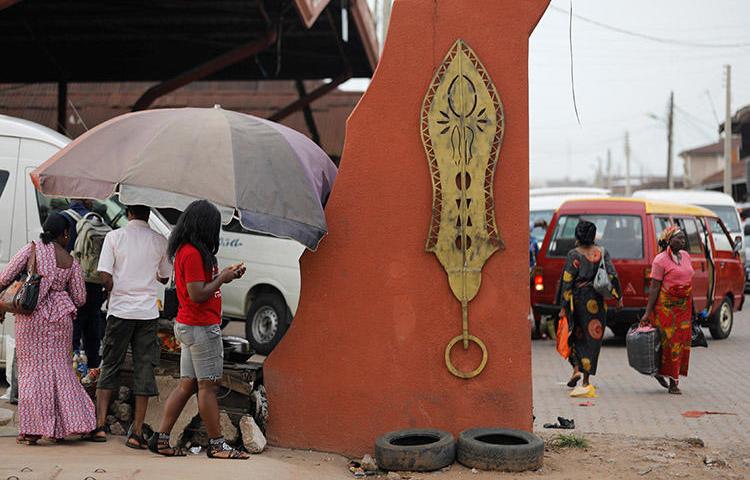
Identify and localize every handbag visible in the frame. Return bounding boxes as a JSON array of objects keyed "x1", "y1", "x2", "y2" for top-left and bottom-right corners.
[
  {"x1": 691, "y1": 307, "x2": 708, "y2": 348},
  {"x1": 161, "y1": 269, "x2": 179, "y2": 319},
  {"x1": 593, "y1": 247, "x2": 613, "y2": 299},
  {"x1": 555, "y1": 313, "x2": 571, "y2": 359},
  {"x1": 0, "y1": 243, "x2": 42, "y2": 315}
]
